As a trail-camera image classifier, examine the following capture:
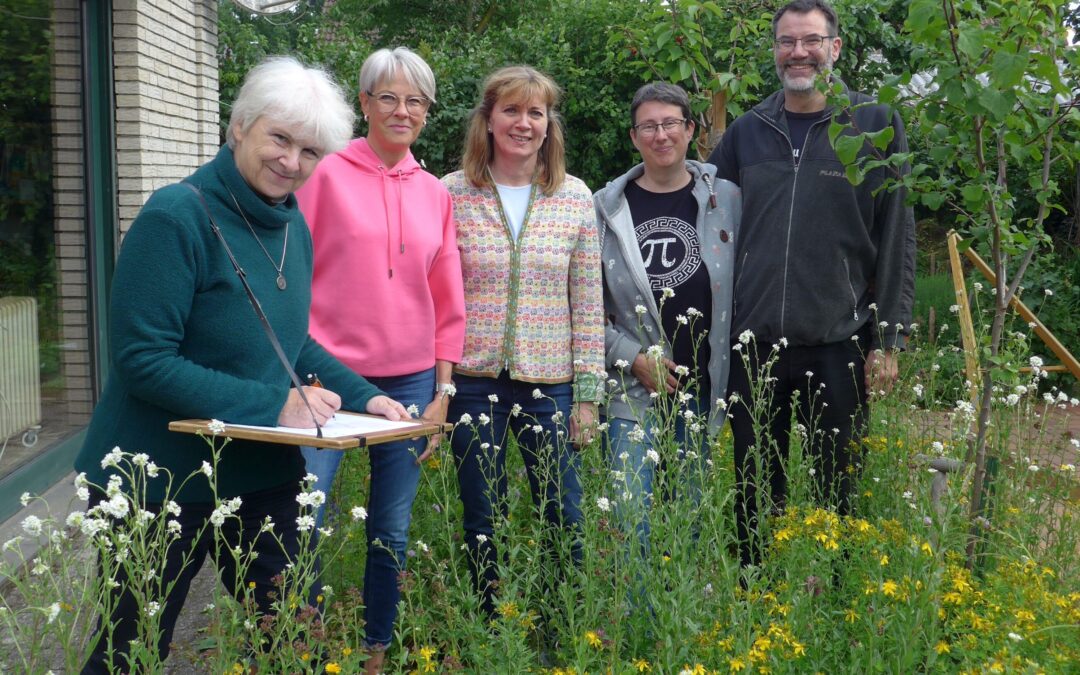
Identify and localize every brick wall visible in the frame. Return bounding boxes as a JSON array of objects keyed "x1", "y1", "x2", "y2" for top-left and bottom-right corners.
[
  {"x1": 51, "y1": 1, "x2": 92, "y2": 423},
  {"x1": 113, "y1": 0, "x2": 219, "y2": 235}
]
